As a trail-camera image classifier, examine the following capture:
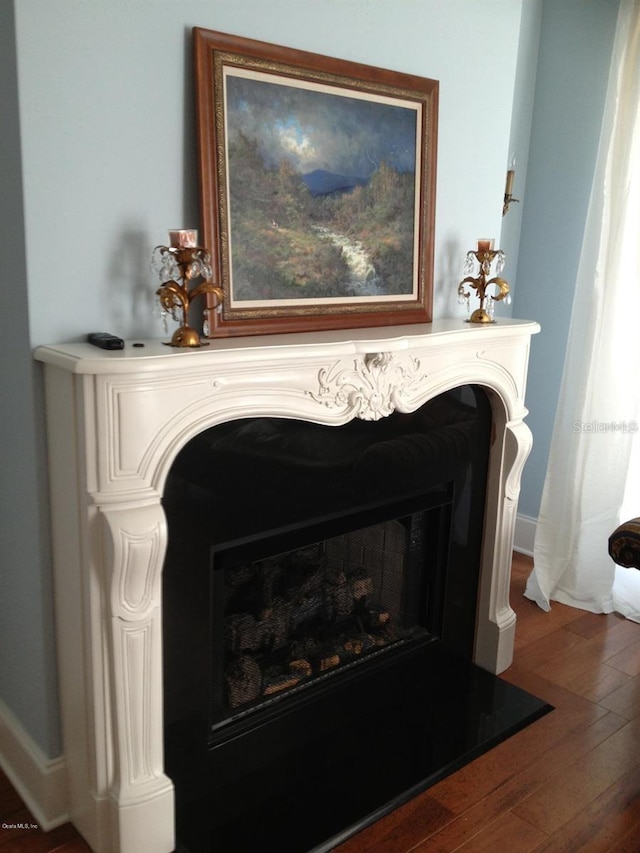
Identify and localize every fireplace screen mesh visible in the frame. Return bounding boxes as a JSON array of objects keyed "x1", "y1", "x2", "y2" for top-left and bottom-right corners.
[{"x1": 215, "y1": 513, "x2": 428, "y2": 723}]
